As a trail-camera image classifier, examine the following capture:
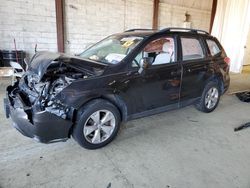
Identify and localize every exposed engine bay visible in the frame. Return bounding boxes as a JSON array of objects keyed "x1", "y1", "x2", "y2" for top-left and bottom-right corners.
[
  {"x1": 10, "y1": 65, "x2": 86, "y2": 120},
  {"x1": 8, "y1": 52, "x2": 106, "y2": 120}
]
